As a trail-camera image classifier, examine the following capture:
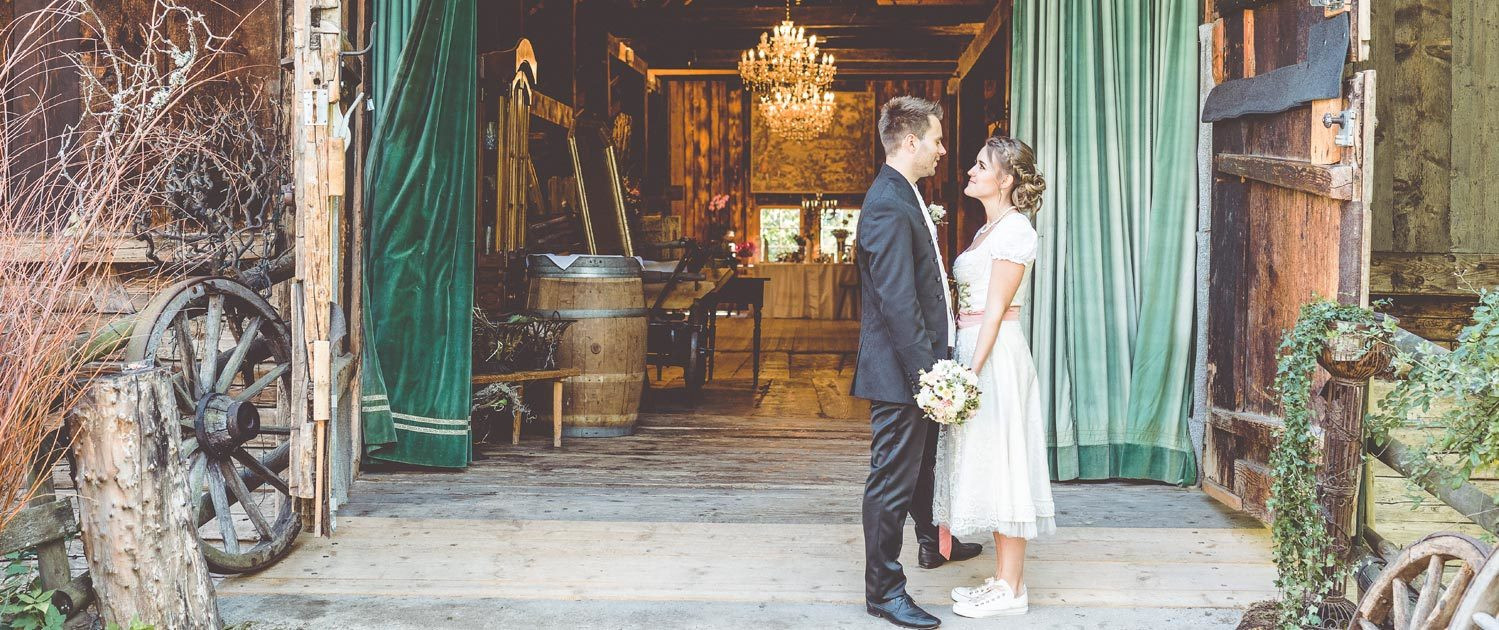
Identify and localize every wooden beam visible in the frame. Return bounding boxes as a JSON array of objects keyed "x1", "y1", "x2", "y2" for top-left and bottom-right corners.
[
  {"x1": 1370, "y1": 436, "x2": 1499, "y2": 535},
  {"x1": 1370, "y1": 252, "x2": 1499, "y2": 296},
  {"x1": 616, "y1": 6, "x2": 992, "y2": 30},
  {"x1": 0, "y1": 499, "x2": 76, "y2": 556},
  {"x1": 531, "y1": 91, "x2": 575, "y2": 129},
  {"x1": 650, "y1": 65, "x2": 956, "y2": 80},
  {"x1": 876, "y1": 0, "x2": 989, "y2": 5},
  {"x1": 693, "y1": 47, "x2": 966, "y2": 64},
  {"x1": 1215, "y1": 153, "x2": 1353, "y2": 200},
  {"x1": 953, "y1": 0, "x2": 1011, "y2": 82},
  {"x1": 1214, "y1": 0, "x2": 1277, "y2": 12},
  {"x1": 608, "y1": 35, "x2": 650, "y2": 77}
]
